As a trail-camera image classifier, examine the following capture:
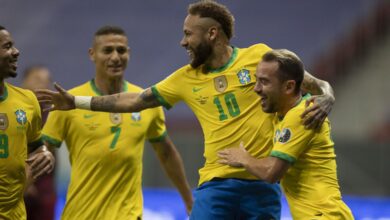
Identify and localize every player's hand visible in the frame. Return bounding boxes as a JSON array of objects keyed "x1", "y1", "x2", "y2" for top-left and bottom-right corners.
[
  {"x1": 300, "y1": 94, "x2": 335, "y2": 130},
  {"x1": 217, "y1": 142, "x2": 250, "y2": 167},
  {"x1": 26, "y1": 146, "x2": 55, "y2": 179},
  {"x1": 35, "y1": 83, "x2": 75, "y2": 111}
]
